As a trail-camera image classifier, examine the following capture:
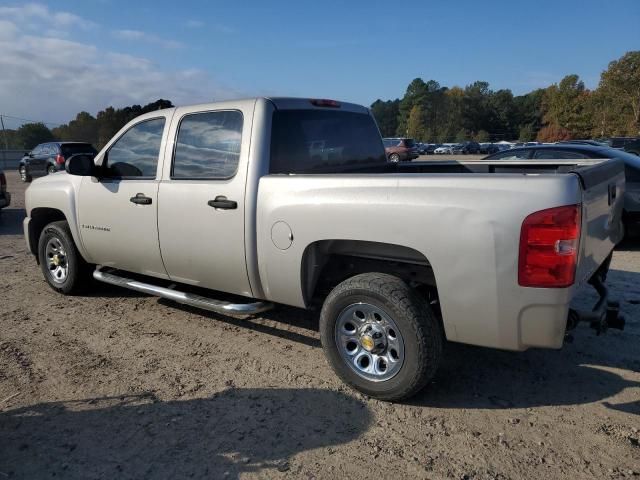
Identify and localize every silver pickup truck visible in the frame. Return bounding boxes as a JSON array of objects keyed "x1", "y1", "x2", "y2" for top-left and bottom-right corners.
[{"x1": 23, "y1": 97, "x2": 626, "y2": 400}]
